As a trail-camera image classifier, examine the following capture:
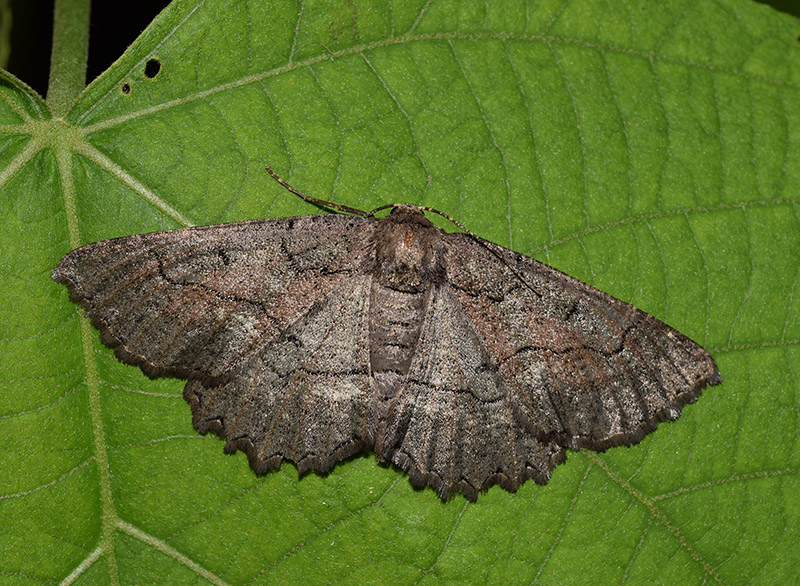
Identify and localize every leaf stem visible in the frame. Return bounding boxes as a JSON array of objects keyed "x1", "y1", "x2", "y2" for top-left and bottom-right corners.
[{"x1": 47, "y1": 0, "x2": 91, "y2": 117}]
